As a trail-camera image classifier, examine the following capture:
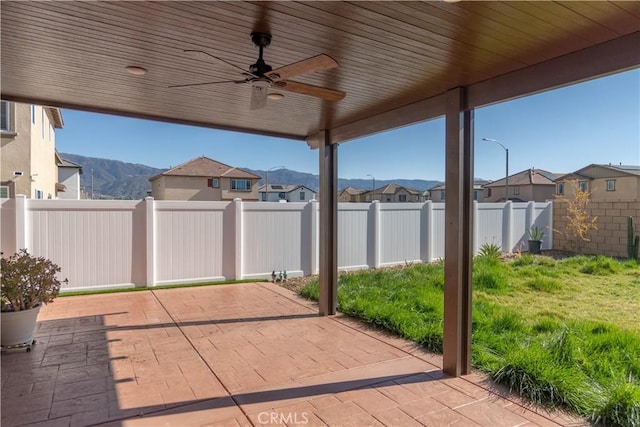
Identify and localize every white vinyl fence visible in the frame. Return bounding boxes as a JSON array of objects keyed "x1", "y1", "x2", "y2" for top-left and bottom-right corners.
[{"x1": 0, "y1": 196, "x2": 552, "y2": 292}]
